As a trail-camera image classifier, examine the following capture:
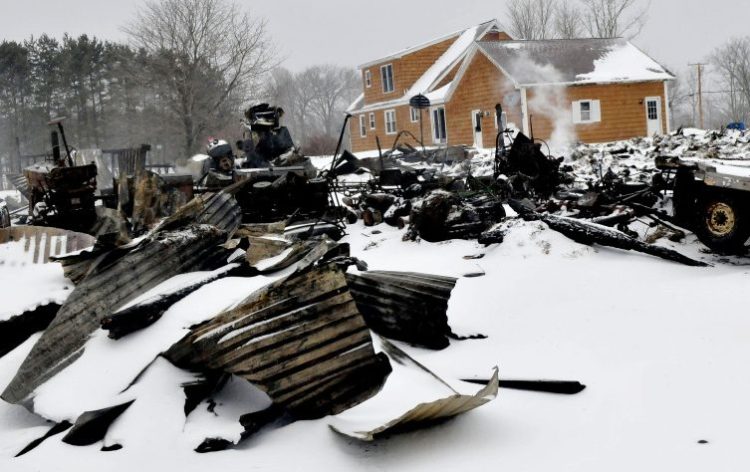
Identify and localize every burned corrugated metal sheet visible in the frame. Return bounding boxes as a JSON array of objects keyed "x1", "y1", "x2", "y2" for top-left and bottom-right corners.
[
  {"x1": 345, "y1": 271, "x2": 458, "y2": 350},
  {"x1": 153, "y1": 191, "x2": 242, "y2": 236},
  {"x1": 1, "y1": 224, "x2": 231, "y2": 406},
  {"x1": 0, "y1": 227, "x2": 96, "y2": 266},
  {"x1": 166, "y1": 264, "x2": 392, "y2": 419},
  {"x1": 8, "y1": 173, "x2": 30, "y2": 200},
  {"x1": 329, "y1": 339, "x2": 499, "y2": 441}
]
